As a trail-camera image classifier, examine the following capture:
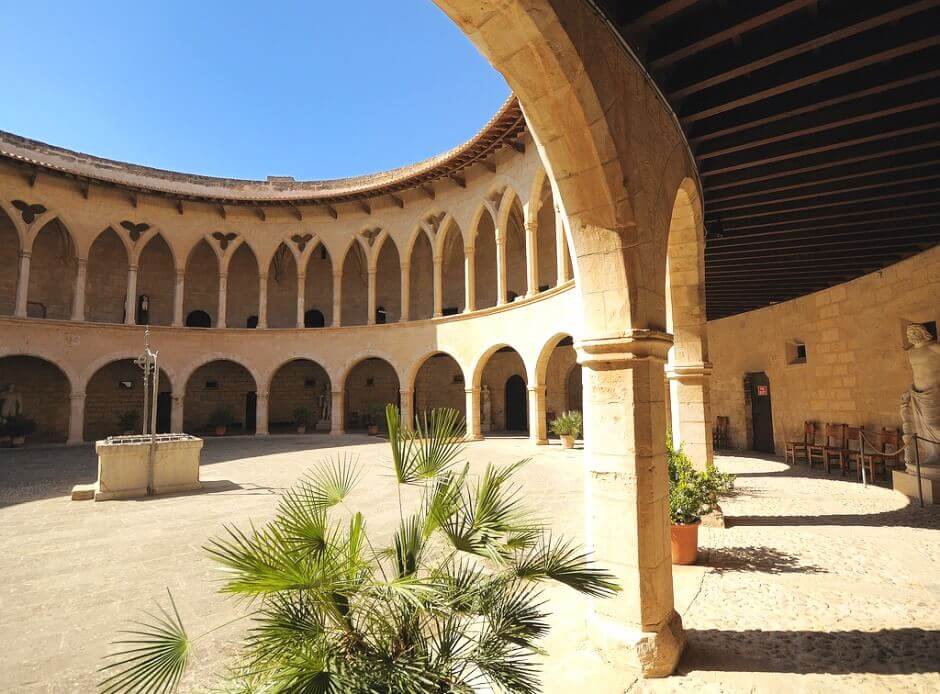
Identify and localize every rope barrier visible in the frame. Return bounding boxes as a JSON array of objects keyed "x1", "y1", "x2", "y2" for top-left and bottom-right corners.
[{"x1": 855, "y1": 429, "x2": 937, "y2": 508}]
